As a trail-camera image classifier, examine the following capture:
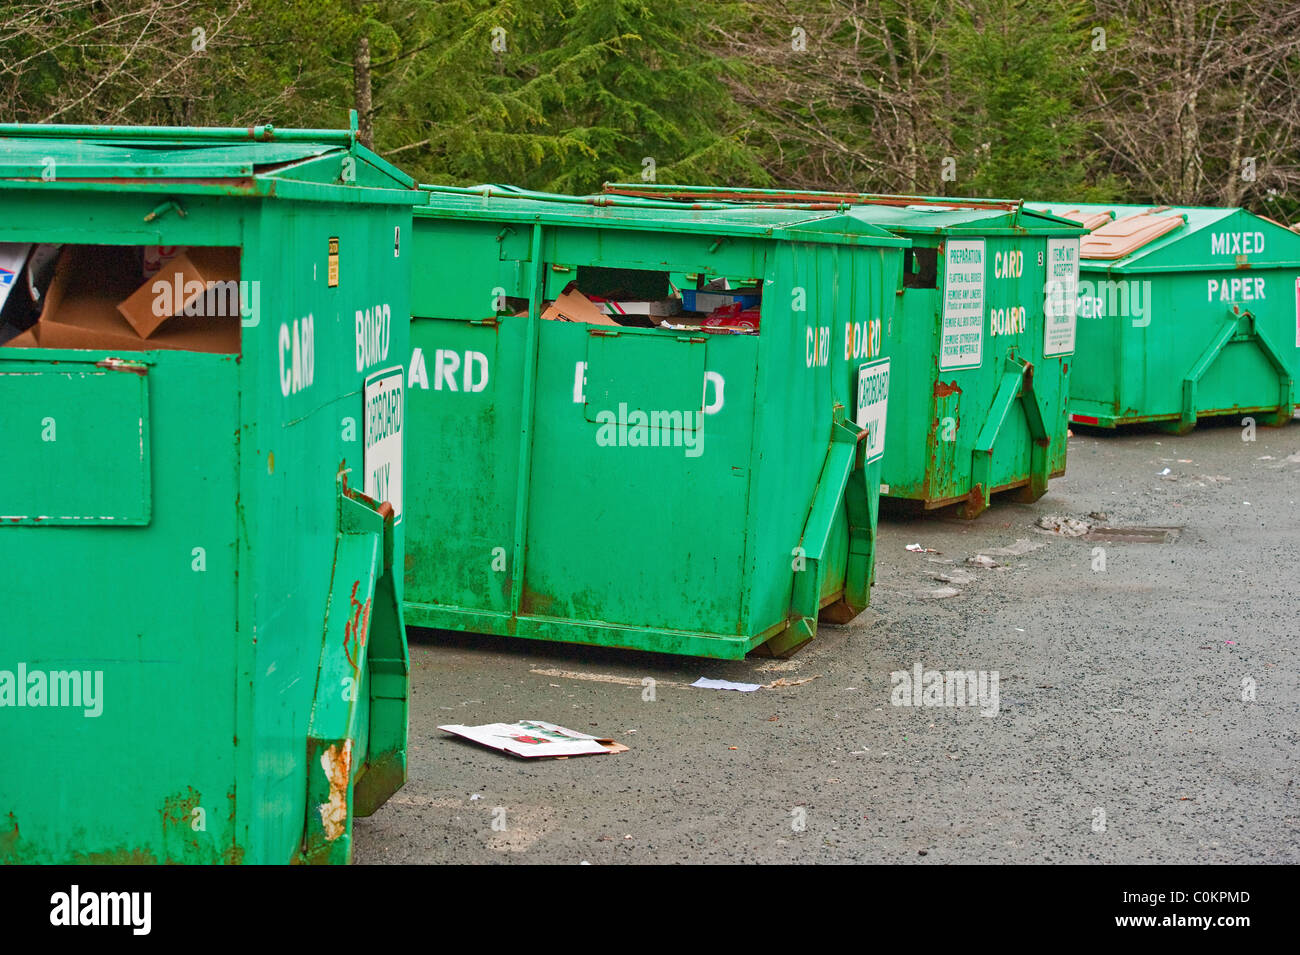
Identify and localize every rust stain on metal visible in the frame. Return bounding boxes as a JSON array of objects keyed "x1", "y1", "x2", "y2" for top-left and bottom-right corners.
[
  {"x1": 71, "y1": 846, "x2": 160, "y2": 864},
  {"x1": 0, "y1": 812, "x2": 18, "y2": 858},
  {"x1": 344, "y1": 580, "x2": 371, "y2": 669},
  {"x1": 317, "y1": 740, "x2": 353, "y2": 842},
  {"x1": 160, "y1": 786, "x2": 201, "y2": 829},
  {"x1": 934, "y1": 379, "x2": 962, "y2": 397},
  {"x1": 958, "y1": 484, "x2": 987, "y2": 519},
  {"x1": 749, "y1": 202, "x2": 842, "y2": 211},
  {"x1": 519, "y1": 585, "x2": 557, "y2": 617},
  {"x1": 94, "y1": 358, "x2": 148, "y2": 375}
]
